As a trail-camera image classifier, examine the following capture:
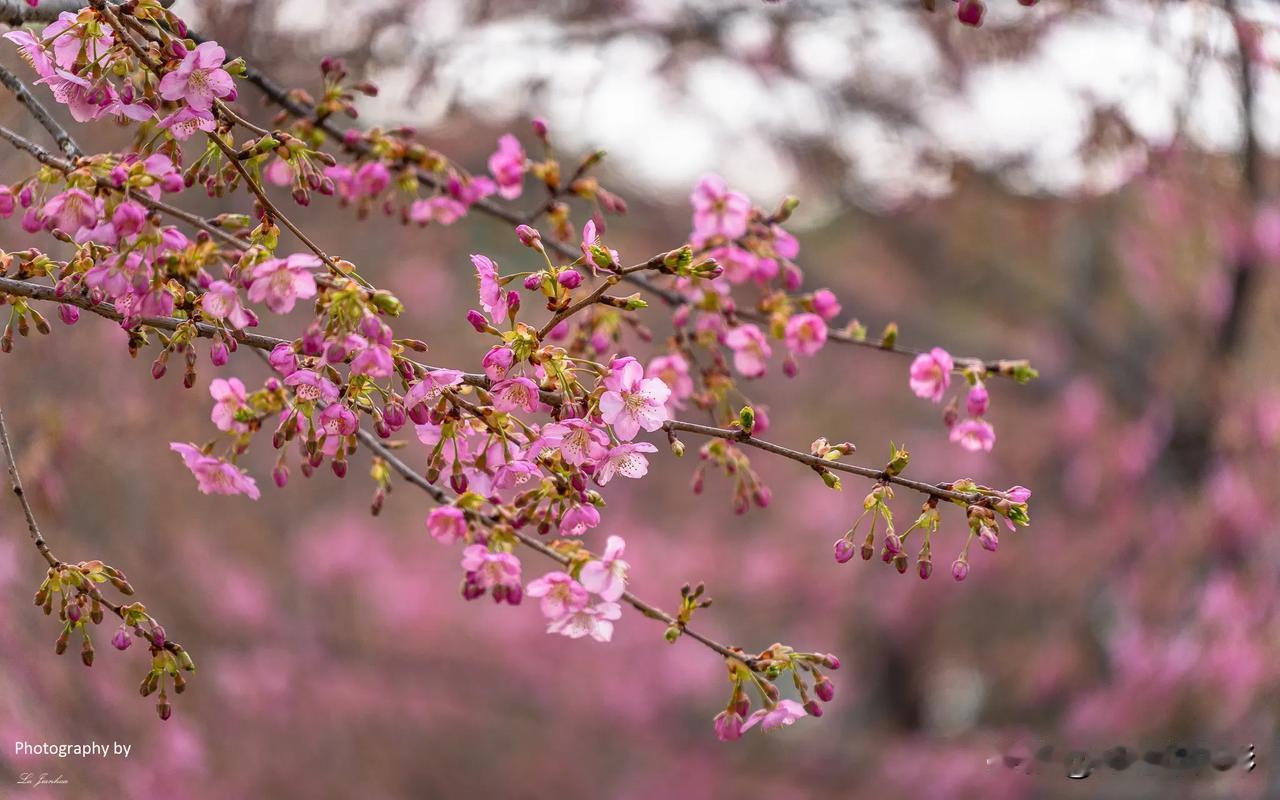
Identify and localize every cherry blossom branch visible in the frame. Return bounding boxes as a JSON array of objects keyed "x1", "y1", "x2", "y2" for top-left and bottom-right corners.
[
  {"x1": 0, "y1": 272, "x2": 978, "y2": 511},
  {"x1": 663, "y1": 419, "x2": 981, "y2": 505},
  {"x1": 350, "y1": 424, "x2": 759, "y2": 666},
  {"x1": 1, "y1": 404, "x2": 192, "y2": 702},
  {"x1": 0, "y1": 0, "x2": 171, "y2": 26},
  {"x1": 0, "y1": 126, "x2": 249, "y2": 251},
  {"x1": 0, "y1": 63, "x2": 82, "y2": 158},
  {"x1": 190, "y1": 27, "x2": 1020, "y2": 380}
]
